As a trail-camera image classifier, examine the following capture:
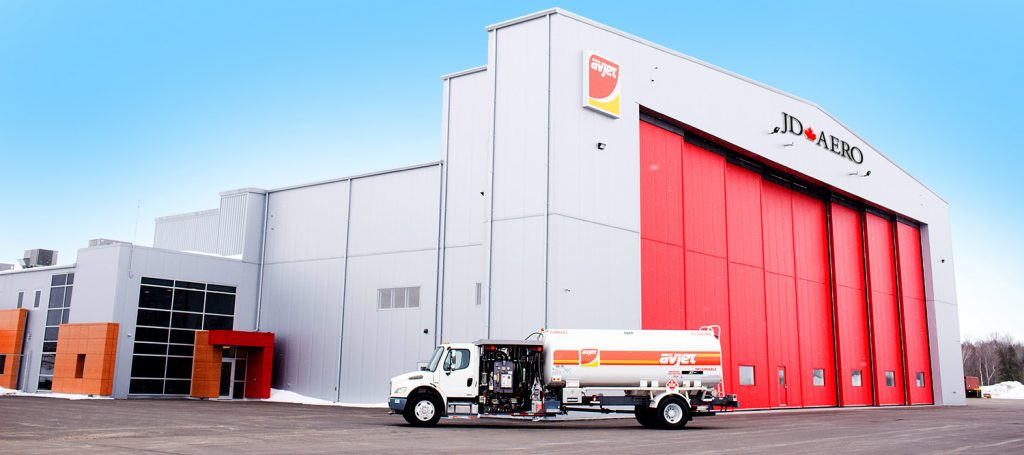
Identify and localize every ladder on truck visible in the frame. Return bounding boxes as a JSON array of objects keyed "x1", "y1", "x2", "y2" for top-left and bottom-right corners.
[{"x1": 699, "y1": 325, "x2": 729, "y2": 406}]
